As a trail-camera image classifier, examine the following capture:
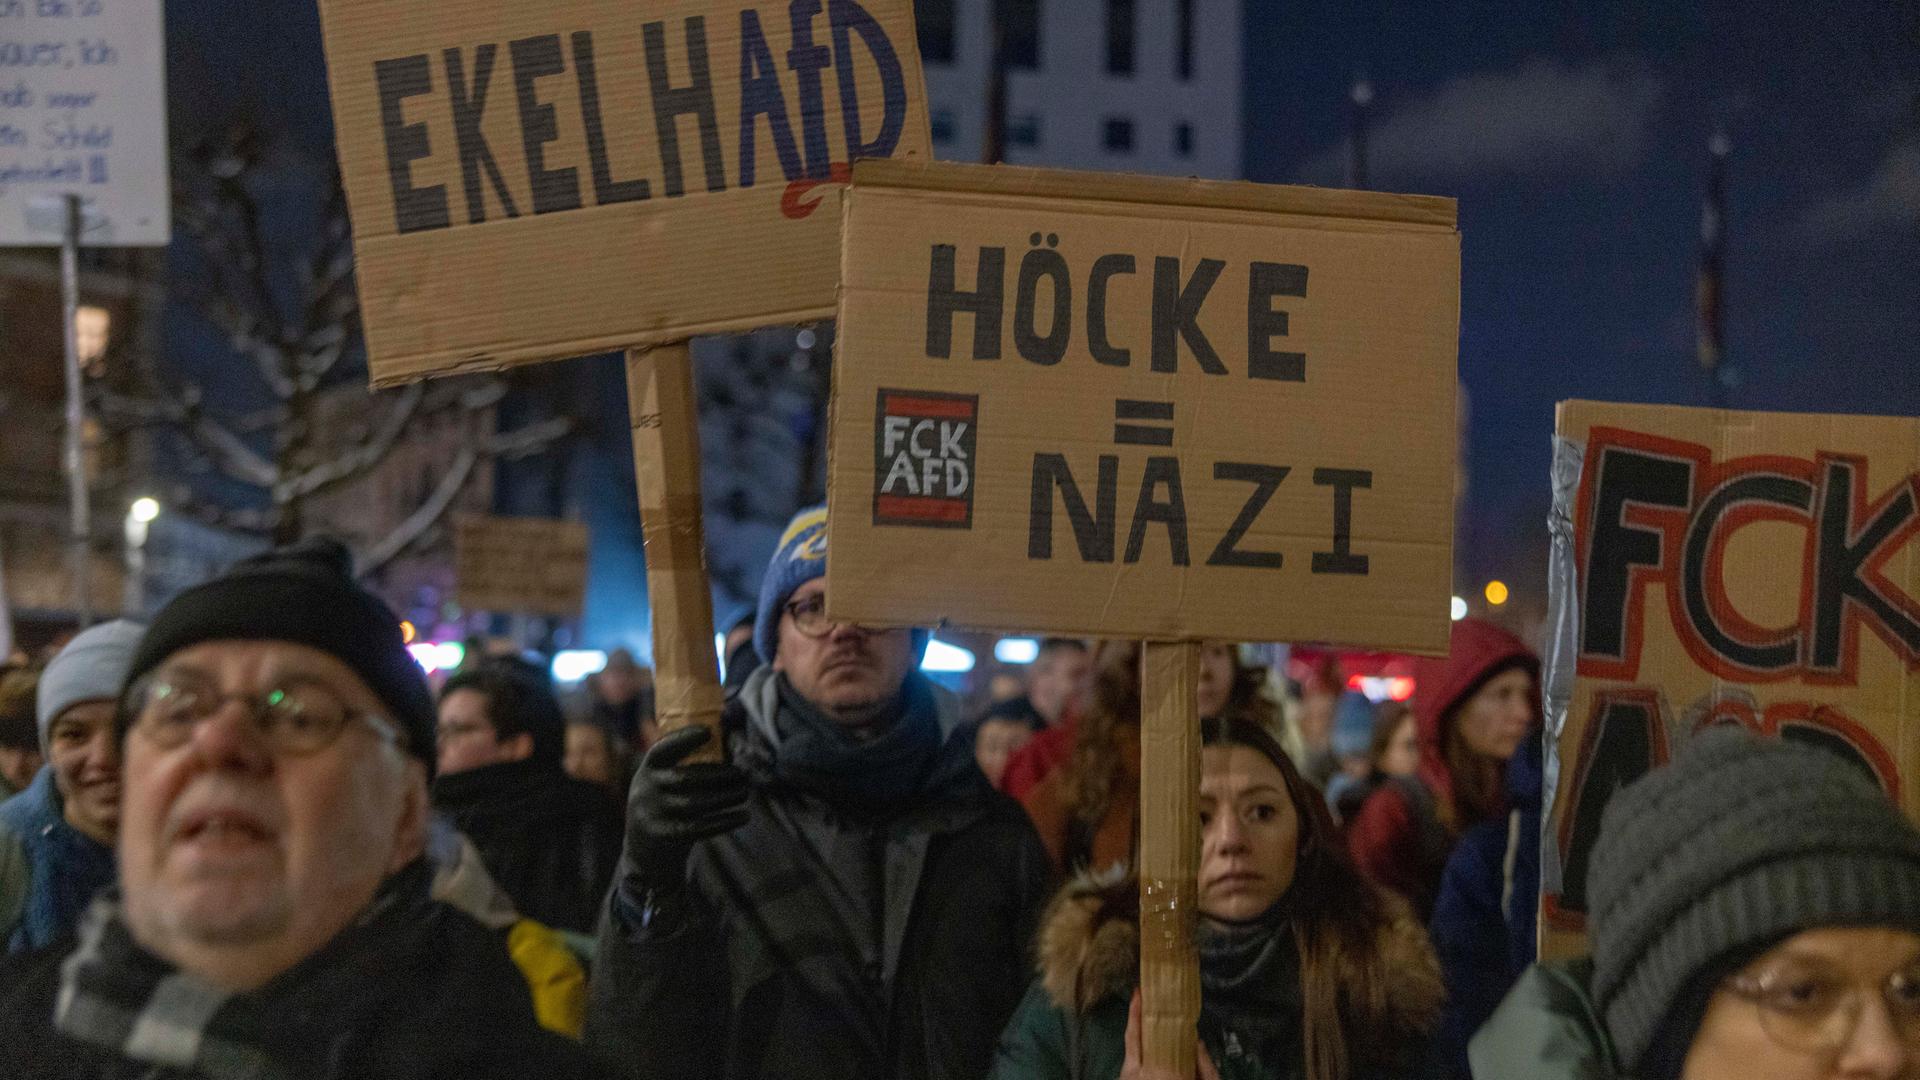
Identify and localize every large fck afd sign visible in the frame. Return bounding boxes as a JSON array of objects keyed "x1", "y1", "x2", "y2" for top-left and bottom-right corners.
[
  {"x1": 1542, "y1": 401, "x2": 1920, "y2": 958},
  {"x1": 319, "y1": 0, "x2": 929, "y2": 384},
  {"x1": 827, "y1": 161, "x2": 1462, "y2": 653}
]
